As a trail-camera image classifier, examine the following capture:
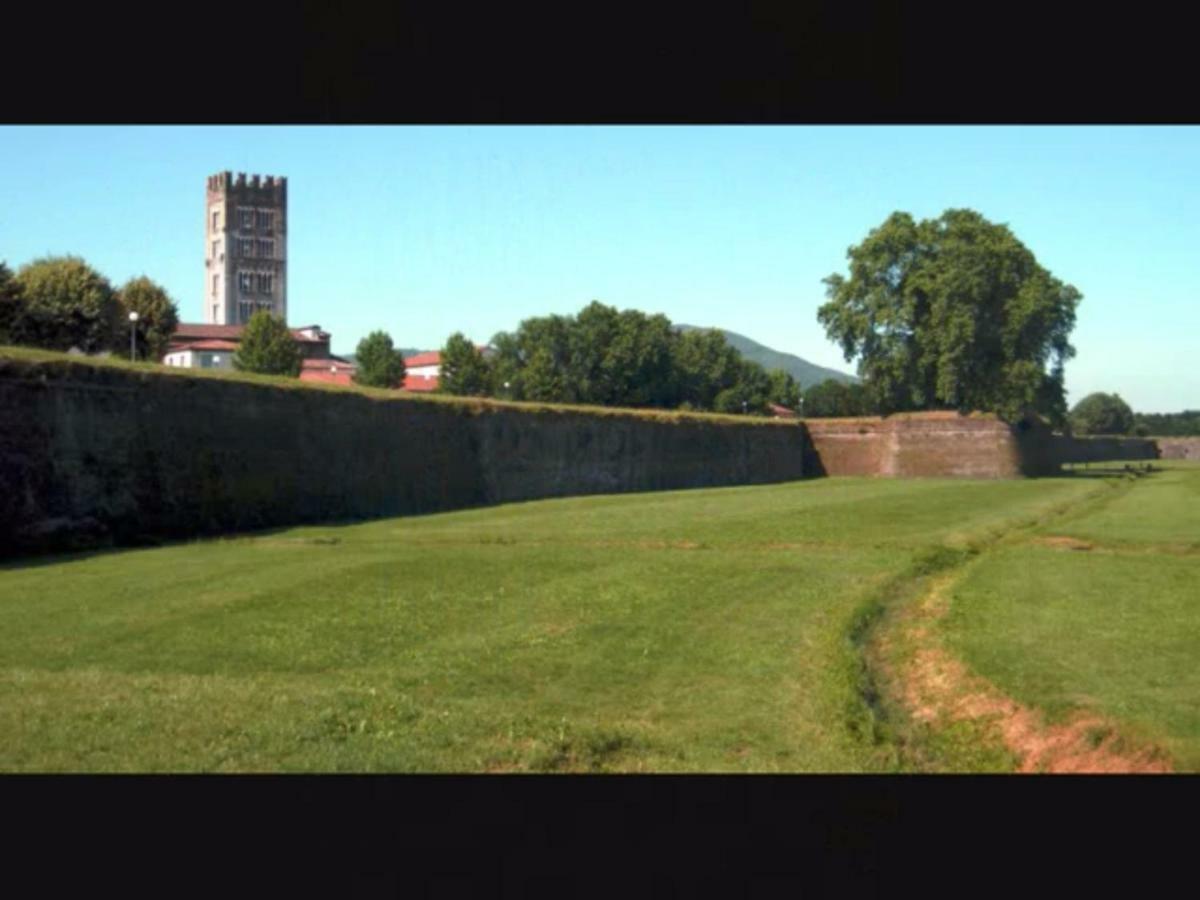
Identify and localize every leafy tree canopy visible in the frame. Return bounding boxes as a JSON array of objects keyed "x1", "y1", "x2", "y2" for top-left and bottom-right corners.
[
  {"x1": 766, "y1": 368, "x2": 801, "y2": 410},
  {"x1": 1132, "y1": 410, "x2": 1200, "y2": 437},
  {"x1": 801, "y1": 379, "x2": 876, "y2": 418},
  {"x1": 0, "y1": 262, "x2": 21, "y2": 345},
  {"x1": 117, "y1": 276, "x2": 179, "y2": 361},
  {"x1": 353, "y1": 330, "x2": 407, "y2": 389},
  {"x1": 438, "y1": 332, "x2": 491, "y2": 396},
  {"x1": 232, "y1": 310, "x2": 301, "y2": 377},
  {"x1": 1069, "y1": 392, "x2": 1135, "y2": 436},
  {"x1": 458, "y1": 302, "x2": 784, "y2": 415},
  {"x1": 12, "y1": 256, "x2": 121, "y2": 353},
  {"x1": 818, "y1": 209, "x2": 1080, "y2": 426}
]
